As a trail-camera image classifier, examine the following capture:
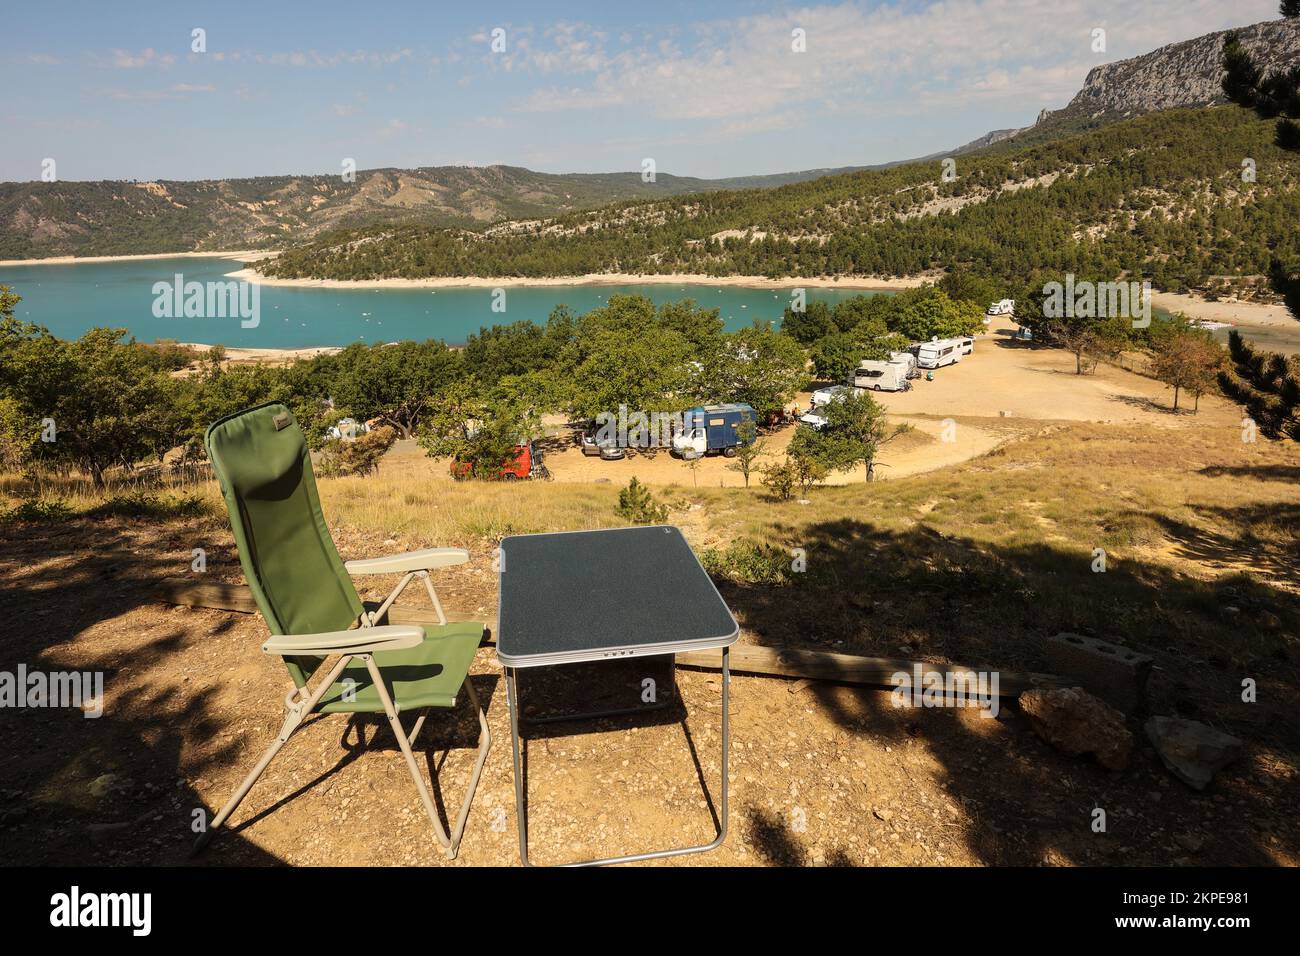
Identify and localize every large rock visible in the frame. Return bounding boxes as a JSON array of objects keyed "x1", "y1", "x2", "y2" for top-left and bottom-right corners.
[
  {"x1": 1145, "y1": 716, "x2": 1243, "y2": 790},
  {"x1": 1019, "y1": 687, "x2": 1133, "y2": 771}
]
